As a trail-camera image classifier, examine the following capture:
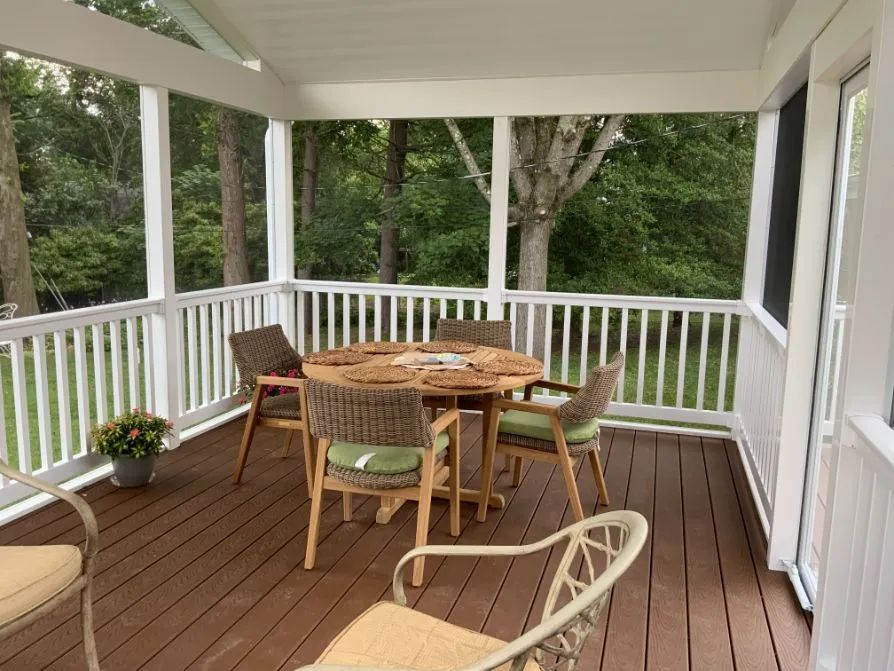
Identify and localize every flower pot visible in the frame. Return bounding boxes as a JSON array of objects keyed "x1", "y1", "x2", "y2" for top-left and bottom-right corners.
[{"x1": 110, "y1": 454, "x2": 157, "y2": 488}]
